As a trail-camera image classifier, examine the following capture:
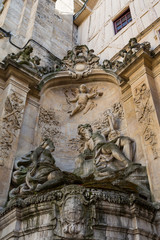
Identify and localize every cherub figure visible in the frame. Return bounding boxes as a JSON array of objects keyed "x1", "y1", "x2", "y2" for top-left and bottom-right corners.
[{"x1": 69, "y1": 84, "x2": 103, "y2": 116}]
